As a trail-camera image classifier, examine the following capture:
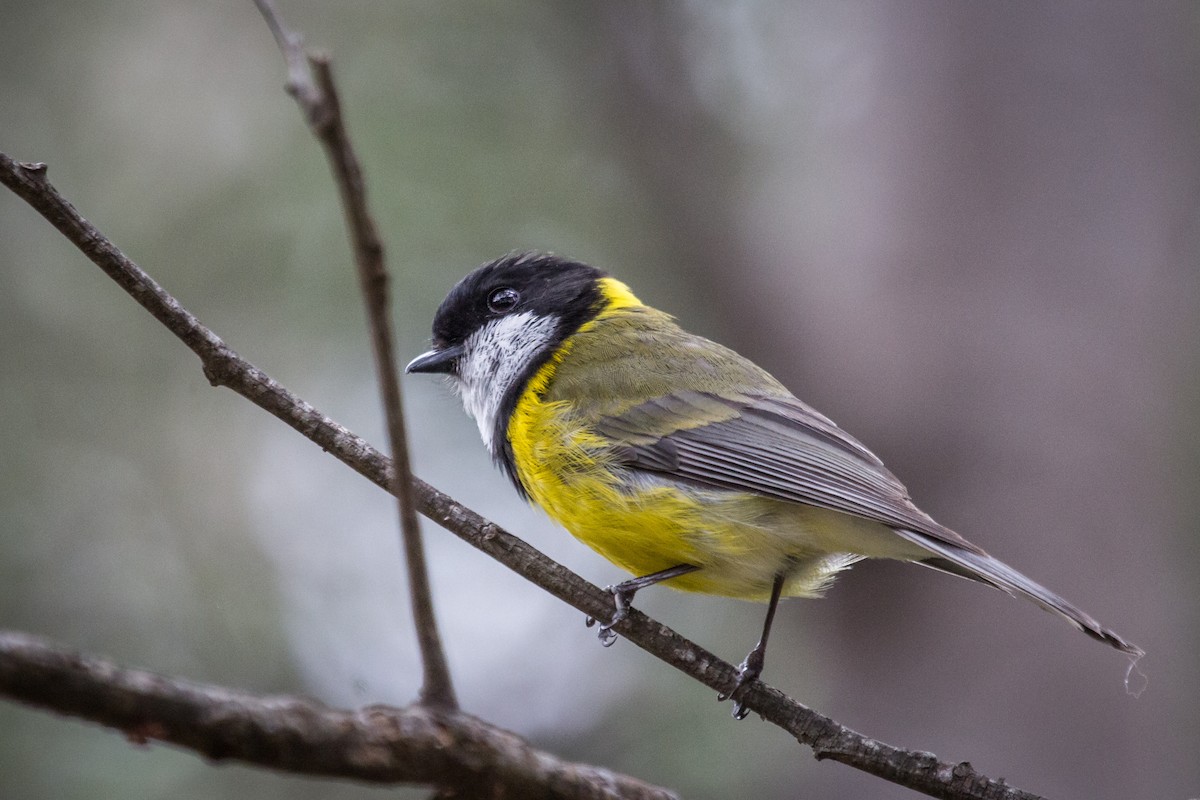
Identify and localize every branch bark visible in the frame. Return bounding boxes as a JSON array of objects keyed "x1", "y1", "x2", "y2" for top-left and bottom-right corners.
[
  {"x1": 252, "y1": 0, "x2": 456, "y2": 711},
  {"x1": 0, "y1": 152, "x2": 1045, "y2": 800},
  {"x1": 0, "y1": 630, "x2": 675, "y2": 799}
]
